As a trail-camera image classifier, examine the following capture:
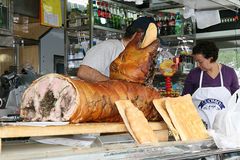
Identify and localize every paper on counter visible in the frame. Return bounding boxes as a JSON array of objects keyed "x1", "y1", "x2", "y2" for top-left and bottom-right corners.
[
  {"x1": 31, "y1": 135, "x2": 97, "y2": 148},
  {"x1": 4, "y1": 121, "x2": 69, "y2": 126}
]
